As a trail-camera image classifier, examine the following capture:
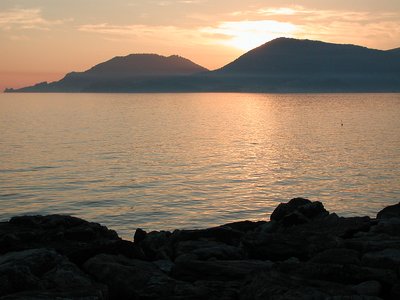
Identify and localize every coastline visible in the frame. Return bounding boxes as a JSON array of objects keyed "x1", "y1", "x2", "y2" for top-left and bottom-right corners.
[{"x1": 1, "y1": 198, "x2": 400, "y2": 299}]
